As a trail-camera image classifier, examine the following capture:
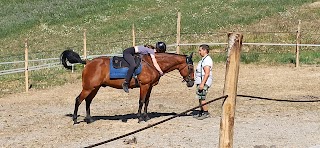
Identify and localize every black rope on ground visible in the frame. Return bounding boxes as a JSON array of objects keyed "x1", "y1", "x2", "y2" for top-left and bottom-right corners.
[
  {"x1": 237, "y1": 94, "x2": 320, "y2": 102},
  {"x1": 84, "y1": 95, "x2": 228, "y2": 148}
]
